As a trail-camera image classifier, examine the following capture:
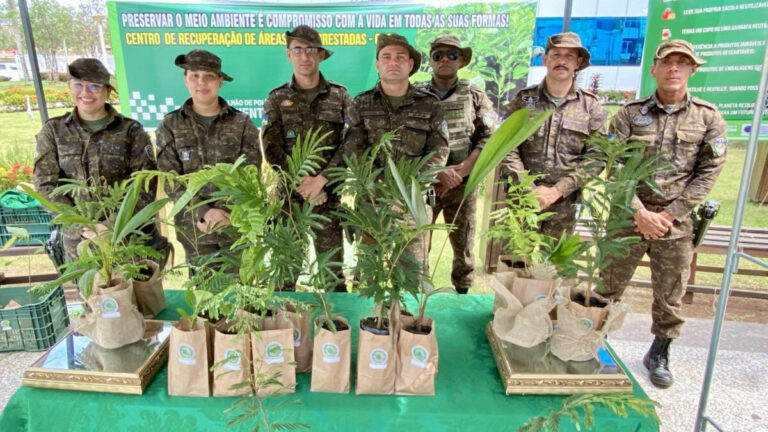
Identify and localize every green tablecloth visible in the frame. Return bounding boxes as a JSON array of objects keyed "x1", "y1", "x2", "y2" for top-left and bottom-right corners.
[{"x1": 0, "y1": 292, "x2": 658, "y2": 432}]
